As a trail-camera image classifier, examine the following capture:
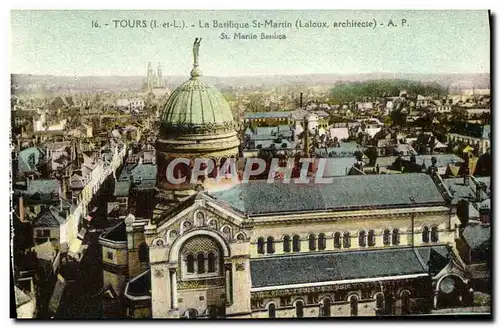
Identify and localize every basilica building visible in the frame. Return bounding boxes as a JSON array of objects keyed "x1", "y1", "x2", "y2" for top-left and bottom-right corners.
[{"x1": 102, "y1": 39, "x2": 471, "y2": 319}]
